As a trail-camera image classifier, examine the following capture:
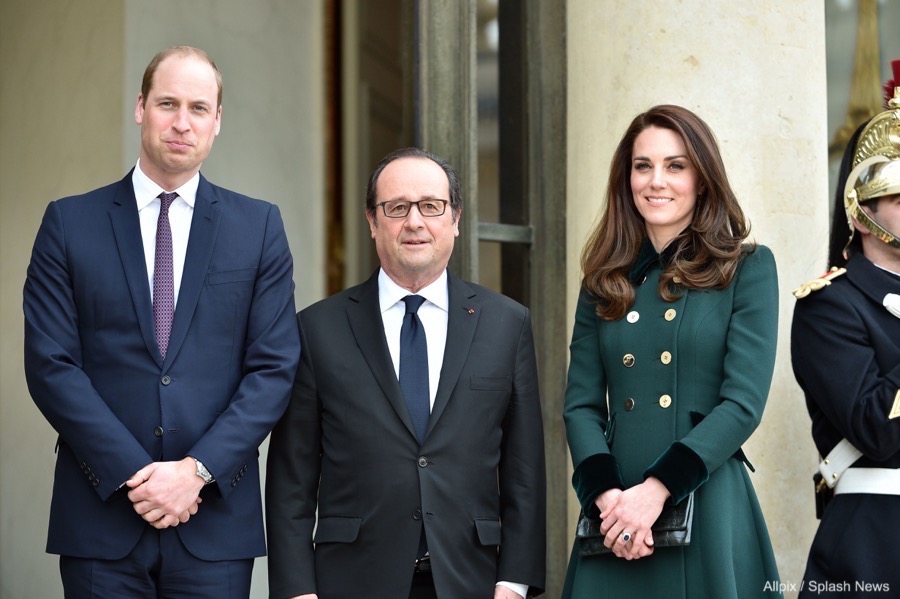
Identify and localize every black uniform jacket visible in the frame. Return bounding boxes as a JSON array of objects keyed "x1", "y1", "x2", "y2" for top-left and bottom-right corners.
[{"x1": 791, "y1": 253, "x2": 900, "y2": 595}]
